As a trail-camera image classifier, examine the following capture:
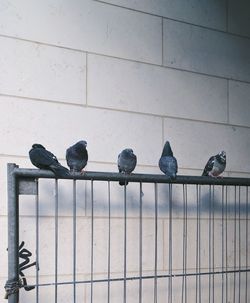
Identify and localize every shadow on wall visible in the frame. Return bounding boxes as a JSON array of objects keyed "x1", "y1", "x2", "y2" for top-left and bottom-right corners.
[{"x1": 18, "y1": 179, "x2": 250, "y2": 217}]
